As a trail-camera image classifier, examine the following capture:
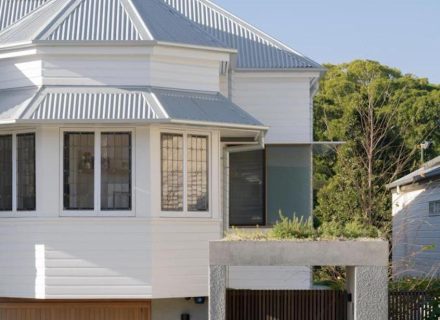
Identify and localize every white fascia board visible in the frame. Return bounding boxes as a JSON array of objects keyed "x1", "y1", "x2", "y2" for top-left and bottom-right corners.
[{"x1": 14, "y1": 118, "x2": 268, "y2": 131}]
